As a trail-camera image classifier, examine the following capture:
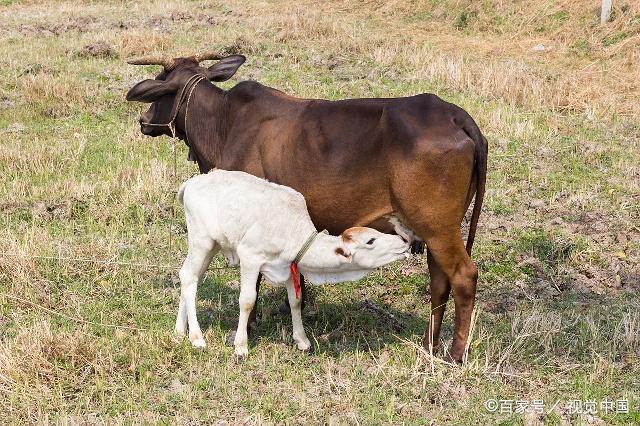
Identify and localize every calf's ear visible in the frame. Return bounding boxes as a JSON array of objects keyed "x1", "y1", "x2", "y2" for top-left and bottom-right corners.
[
  {"x1": 126, "y1": 79, "x2": 176, "y2": 102},
  {"x1": 206, "y1": 55, "x2": 246, "y2": 82},
  {"x1": 335, "y1": 247, "x2": 353, "y2": 263}
]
